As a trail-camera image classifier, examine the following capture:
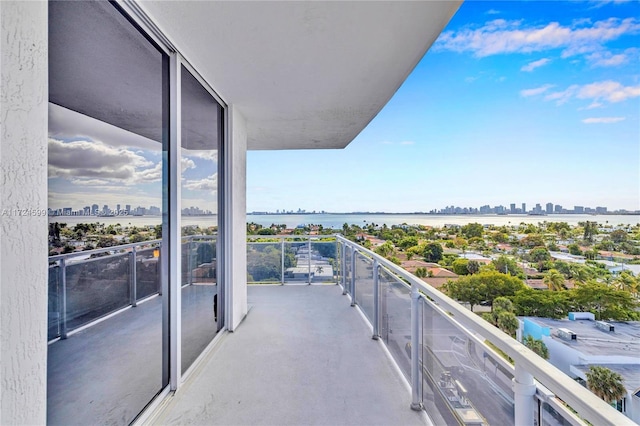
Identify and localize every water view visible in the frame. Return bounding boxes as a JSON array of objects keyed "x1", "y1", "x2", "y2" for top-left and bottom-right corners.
[{"x1": 51, "y1": 213, "x2": 639, "y2": 230}]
